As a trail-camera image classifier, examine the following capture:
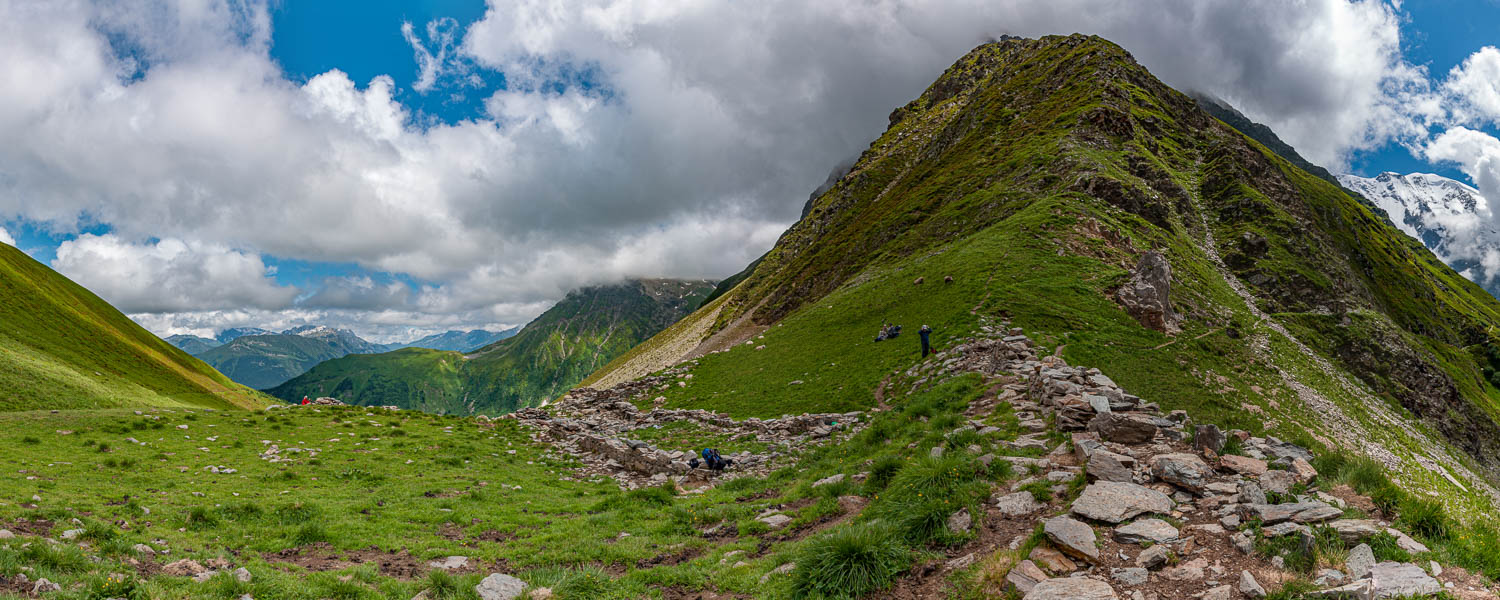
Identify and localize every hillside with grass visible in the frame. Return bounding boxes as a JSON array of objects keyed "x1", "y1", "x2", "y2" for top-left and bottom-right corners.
[
  {"x1": 267, "y1": 279, "x2": 715, "y2": 414},
  {"x1": 588, "y1": 34, "x2": 1500, "y2": 497},
  {"x1": 0, "y1": 243, "x2": 265, "y2": 411},
  {"x1": 7, "y1": 33, "x2": 1500, "y2": 600}
]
